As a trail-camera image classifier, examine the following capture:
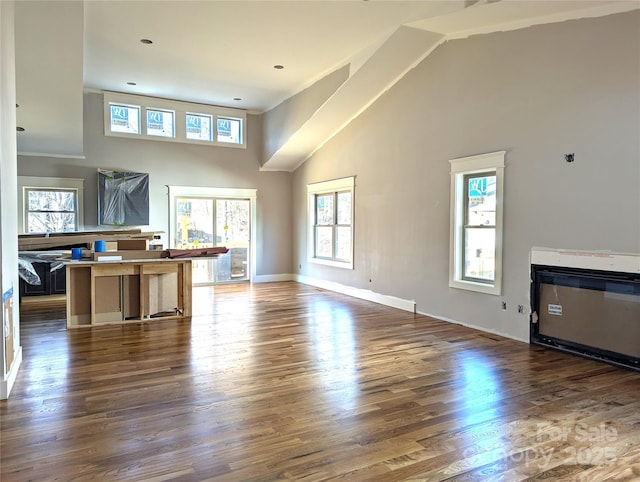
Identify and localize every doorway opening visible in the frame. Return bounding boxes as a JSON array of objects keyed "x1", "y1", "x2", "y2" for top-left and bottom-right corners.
[{"x1": 168, "y1": 186, "x2": 256, "y2": 285}]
